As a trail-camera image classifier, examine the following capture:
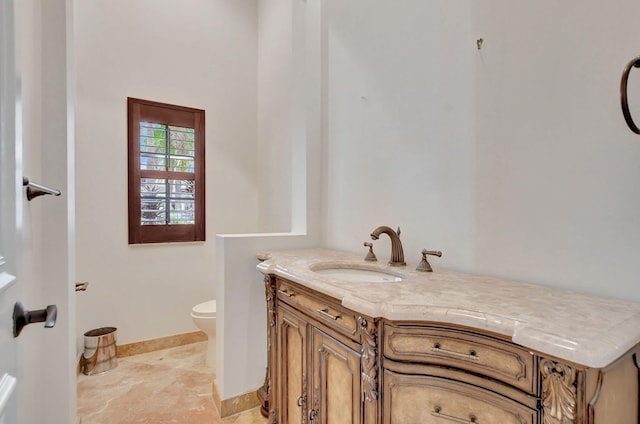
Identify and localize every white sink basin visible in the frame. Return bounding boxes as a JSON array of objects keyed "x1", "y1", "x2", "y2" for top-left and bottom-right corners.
[{"x1": 312, "y1": 266, "x2": 404, "y2": 283}]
